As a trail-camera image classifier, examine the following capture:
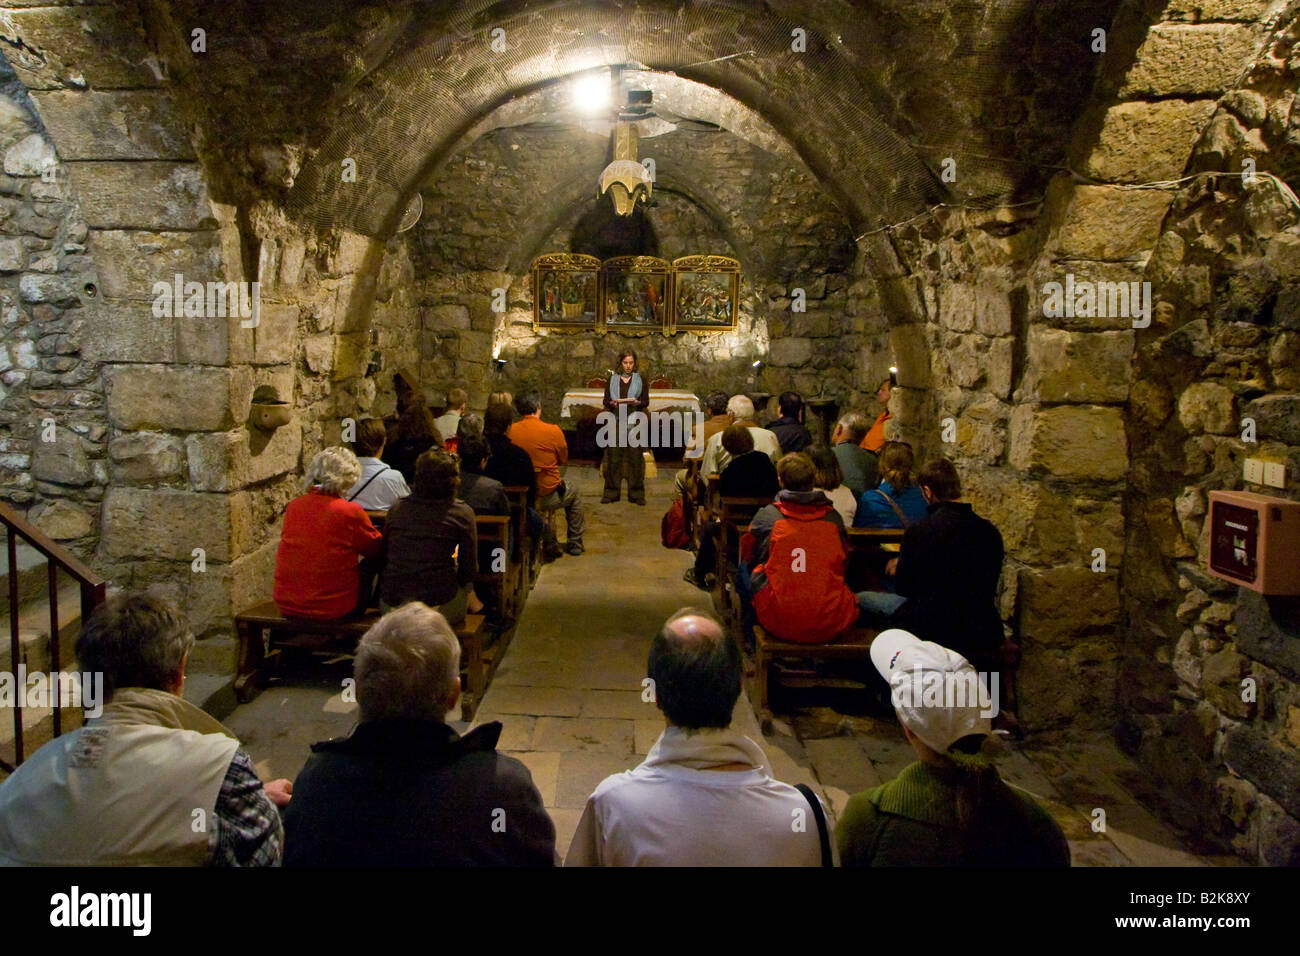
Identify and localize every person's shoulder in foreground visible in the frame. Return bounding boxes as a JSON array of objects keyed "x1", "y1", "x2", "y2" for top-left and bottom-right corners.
[
  {"x1": 565, "y1": 608, "x2": 825, "y2": 867},
  {"x1": 836, "y1": 628, "x2": 1068, "y2": 868},
  {"x1": 284, "y1": 602, "x2": 555, "y2": 866},
  {"x1": 0, "y1": 592, "x2": 289, "y2": 866}
]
